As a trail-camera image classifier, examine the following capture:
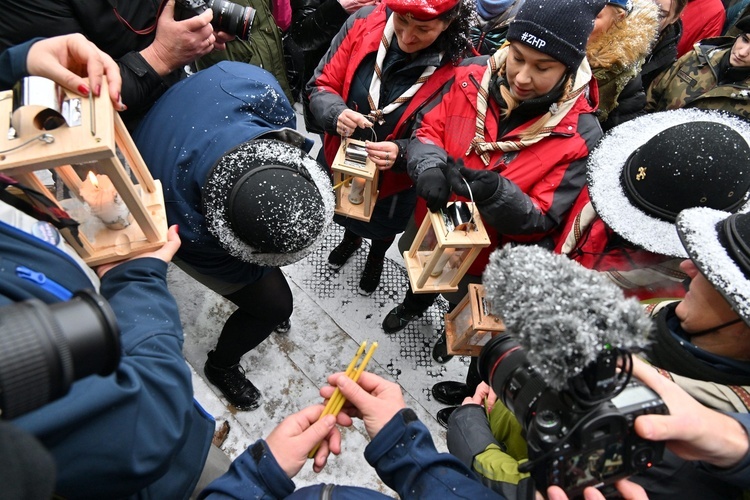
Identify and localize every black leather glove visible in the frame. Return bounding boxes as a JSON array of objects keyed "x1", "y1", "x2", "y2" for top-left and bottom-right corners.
[
  {"x1": 446, "y1": 157, "x2": 499, "y2": 203},
  {"x1": 416, "y1": 167, "x2": 451, "y2": 212}
]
